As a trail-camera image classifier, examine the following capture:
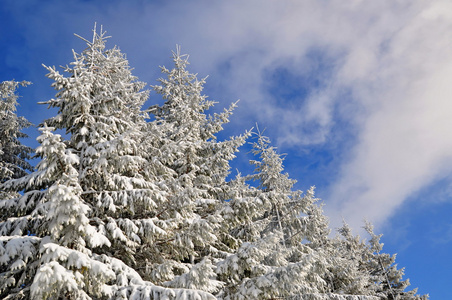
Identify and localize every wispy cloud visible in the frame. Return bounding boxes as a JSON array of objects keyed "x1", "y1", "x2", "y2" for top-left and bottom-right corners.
[{"x1": 324, "y1": 1, "x2": 452, "y2": 231}]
